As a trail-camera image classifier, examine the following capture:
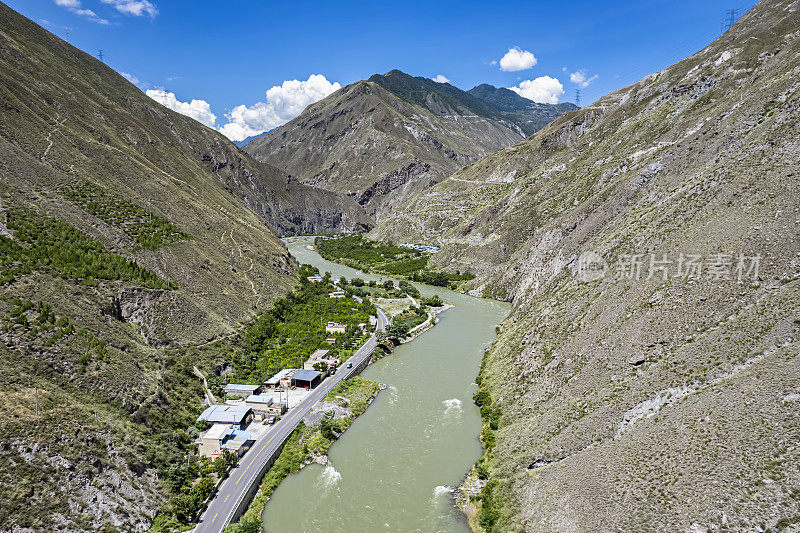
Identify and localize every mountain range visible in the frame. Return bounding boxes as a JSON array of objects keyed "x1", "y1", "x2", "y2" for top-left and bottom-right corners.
[
  {"x1": 3, "y1": 0, "x2": 799, "y2": 531},
  {"x1": 467, "y1": 83, "x2": 579, "y2": 136},
  {"x1": 373, "y1": 0, "x2": 800, "y2": 530},
  {"x1": 243, "y1": 70, "x2": 576, "y2": 220}
]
